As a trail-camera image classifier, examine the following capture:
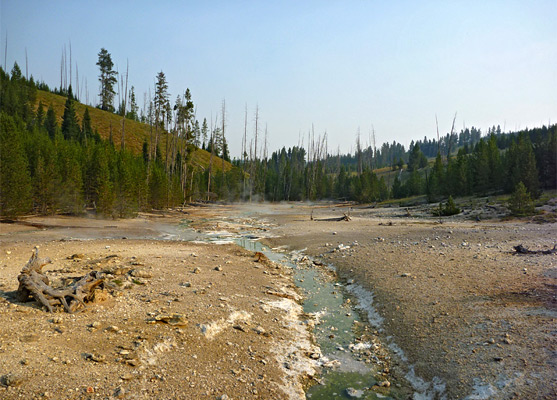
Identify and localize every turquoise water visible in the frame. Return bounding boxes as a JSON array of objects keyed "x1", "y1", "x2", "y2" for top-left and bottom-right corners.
[{"x1": 234, "y1": 237, "x2": 401, "y2": 399}]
